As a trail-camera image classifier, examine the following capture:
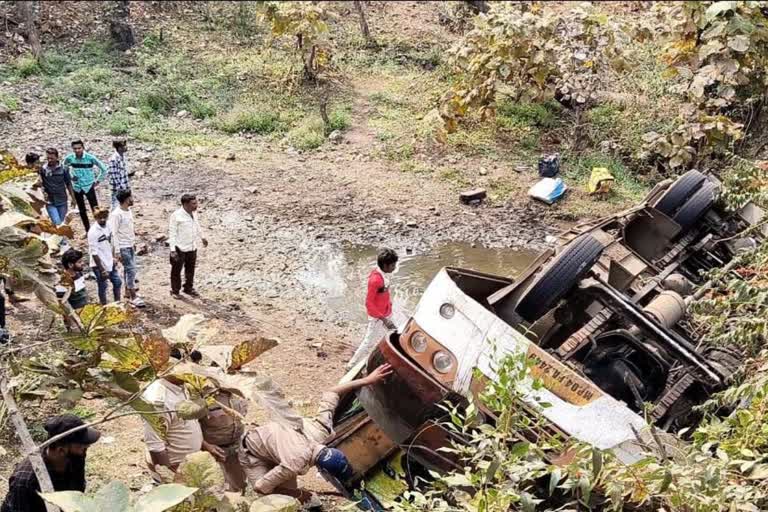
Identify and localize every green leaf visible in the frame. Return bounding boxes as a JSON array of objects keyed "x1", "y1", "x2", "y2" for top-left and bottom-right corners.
[
  {"x1": 132, "y1": 484, "x2": 198, "y2": 512},
  {"x1": 40, "y1": 491, "x2": 98, "y2": 512},
  {"x1": 592, "y1": 447, "x2": 603, "y2": 478},
  {"x1": 548, "y1": 468, "x2": 562, "y2": 496},
  {"x1": 92, "y1": 481, "x2": 131, "y2": 512}
]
